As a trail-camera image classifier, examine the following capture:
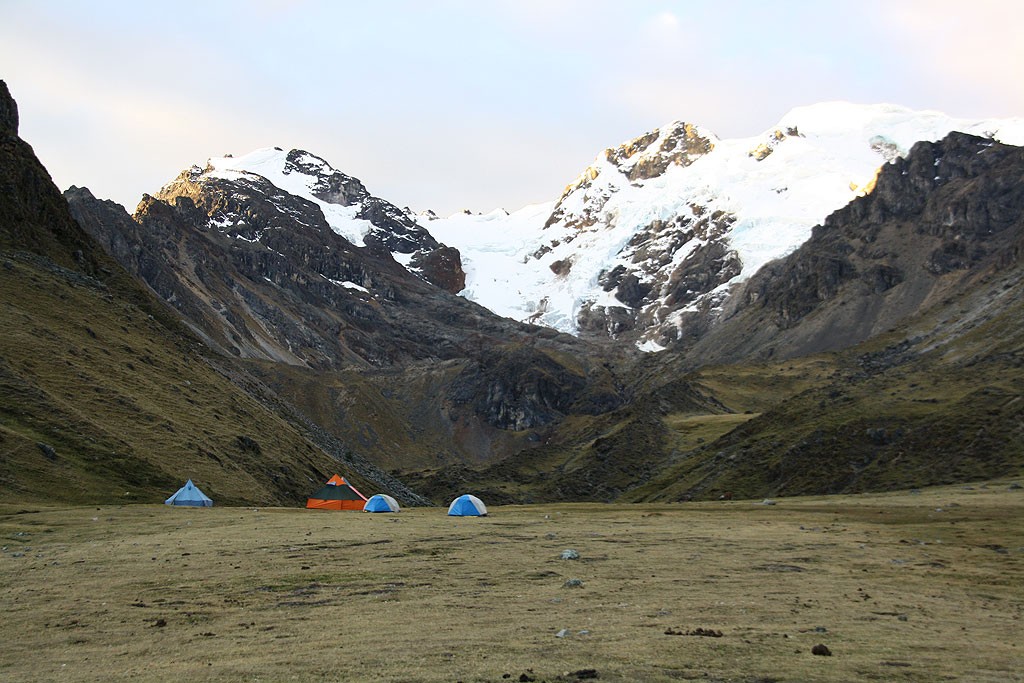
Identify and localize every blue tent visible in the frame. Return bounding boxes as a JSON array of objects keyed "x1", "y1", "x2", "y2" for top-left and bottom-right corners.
[
  {"x1": 363, "y1": 494, "x2": 400, "y2": 513},
  {"x1": 447, "y1": 494, "x2": 487, "y2": 516},
  {"x1": 165, "y1": 479, "x2": 213, "y2": 507}
]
